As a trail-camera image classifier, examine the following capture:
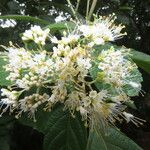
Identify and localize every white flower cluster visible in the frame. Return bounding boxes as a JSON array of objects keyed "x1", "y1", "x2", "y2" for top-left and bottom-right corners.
[
  {"x1": 18, "y1": 93, "x2": 49, "y2": 120},
  {"x1": 79, "y1": 14, "x2": 126, "y2": 47},
  {"x1": 22, "y1": 25, "x2": 50, "y2": 45},
  {"x1": 0, "y1": 89, "x2": 18, "y2": 114},
  {"x1": 4, "y1": 47, "x2": 54, "y2": 89},
  {"x1": 98, "y1": 47, "x2": 133, "y2": 87},
  {"x1": 0, "y1": 14, "x2": 143, "y2": 126}
]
